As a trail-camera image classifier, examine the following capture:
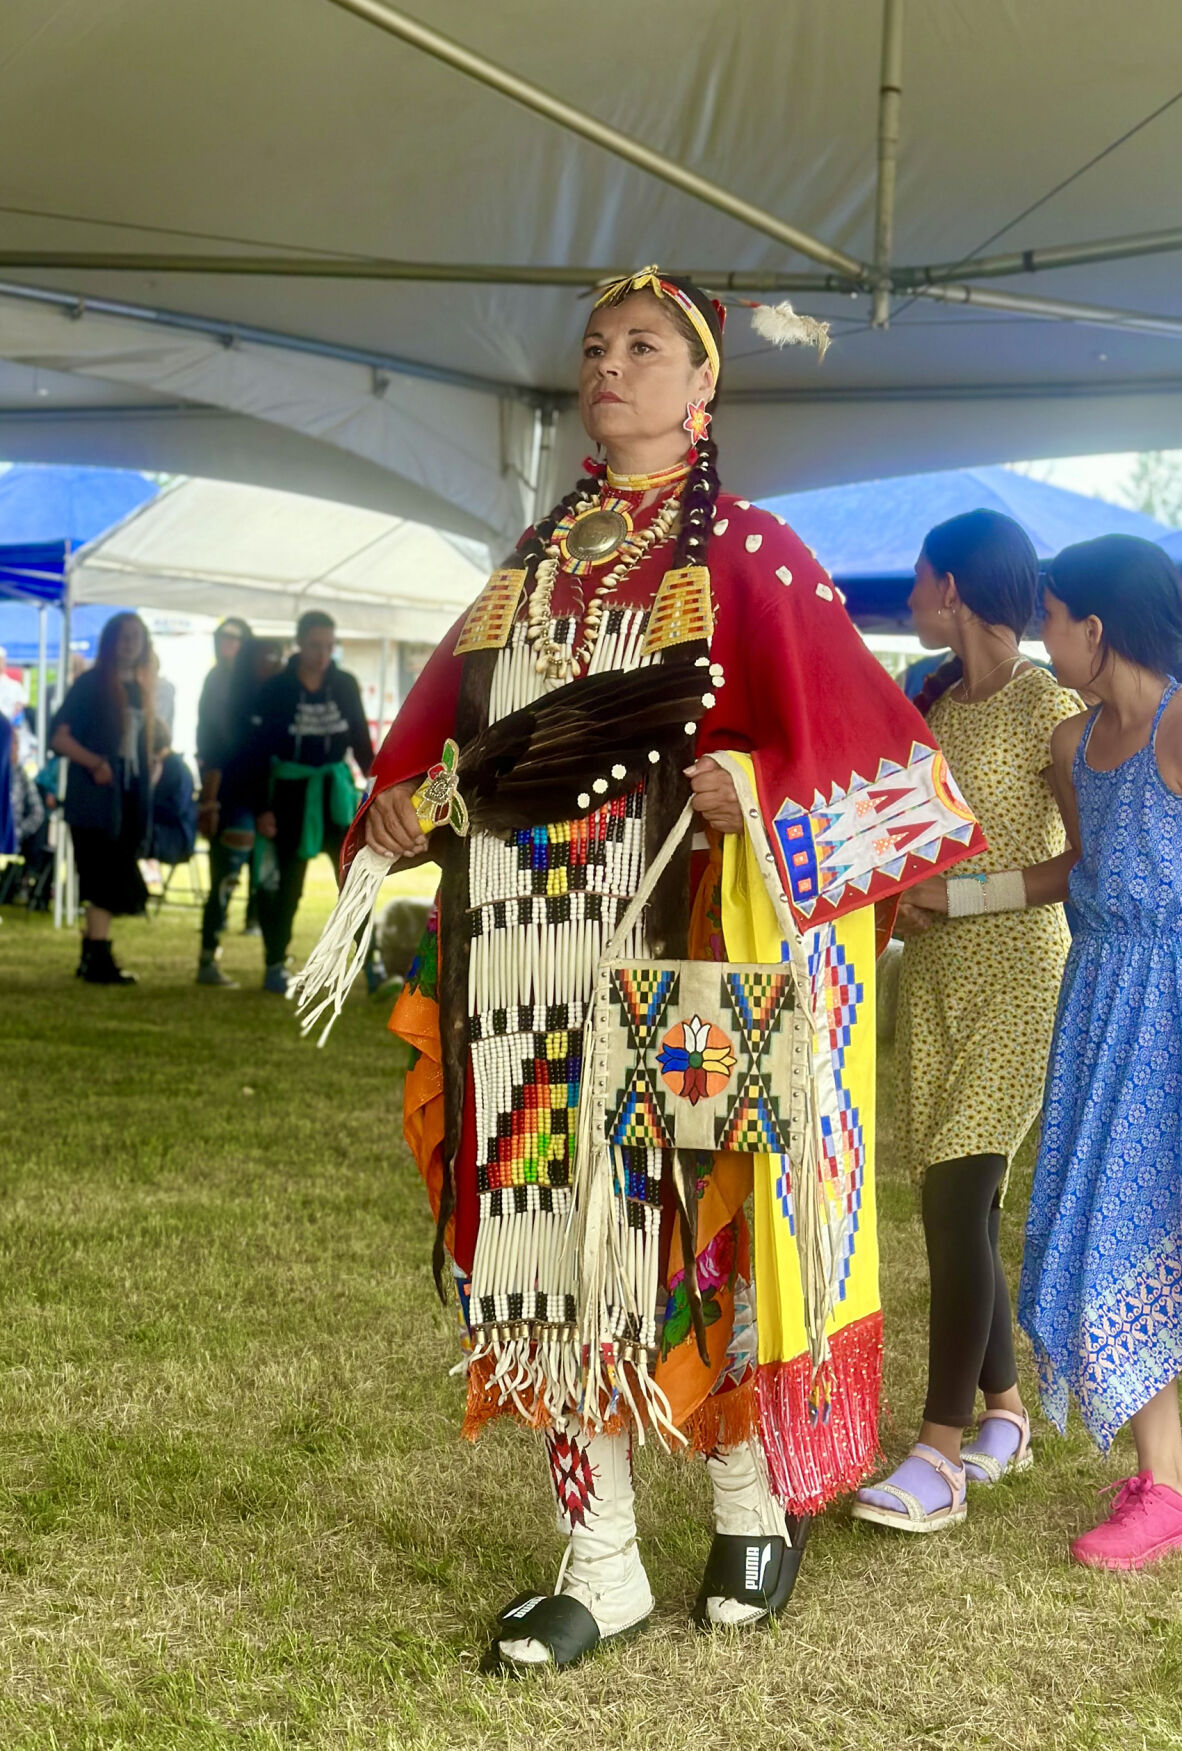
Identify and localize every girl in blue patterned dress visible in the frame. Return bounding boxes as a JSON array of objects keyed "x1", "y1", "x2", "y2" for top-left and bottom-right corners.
[{"x1": 1019, "y1": 534, "x2": 1182, "y2": 1570}]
